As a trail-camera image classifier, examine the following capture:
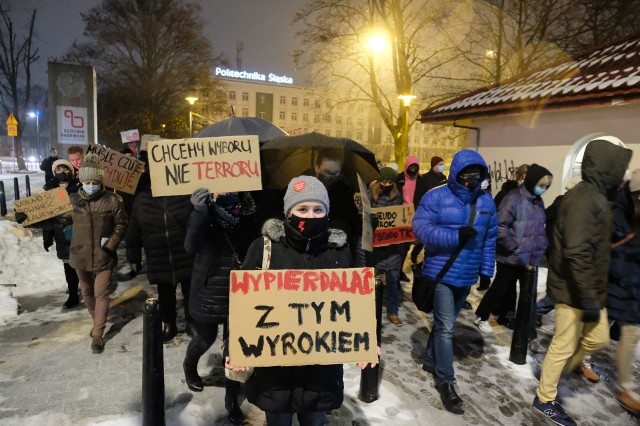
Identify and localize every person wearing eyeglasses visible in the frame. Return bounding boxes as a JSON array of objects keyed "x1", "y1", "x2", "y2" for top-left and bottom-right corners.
[{"x1": 412, "y1": 150, "x2": 498, "y2": 415}]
